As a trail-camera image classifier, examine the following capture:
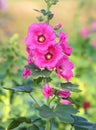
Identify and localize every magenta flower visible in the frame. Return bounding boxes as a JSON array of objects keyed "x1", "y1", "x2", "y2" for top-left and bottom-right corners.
[
  {"x1": 23, "y1": 68, "x2": 32, "y2": 80},
  {"x1": 56, "y1": 56, "x2": 74, "y2": 82},
  {"x1": 25, "y1": 23, "x2": 56, "y2": 50},
  {"x1": 60, "y1": 99, "x2": 72, "y2": 105},
  {"x1": 34, "y1": 44, "x2": 63, "y2": 69},
  {"x1": 59, "y1": 32, "x2": 72, "y2": 56},
  {"x1": 80, "y1": 28, "x2": 89, "y2": 38},
  {"x1": 42, "y1": 84, "x2": 54, "y2": 98},
  {"x1": 58, "y1": 90, "x2": 71, "y2": 98}
]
